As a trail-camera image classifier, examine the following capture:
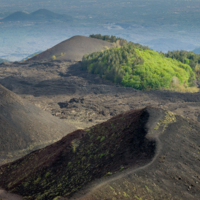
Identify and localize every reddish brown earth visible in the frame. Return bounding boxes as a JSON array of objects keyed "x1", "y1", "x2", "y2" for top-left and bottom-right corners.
[{"x1": 0, "y1": 107, "x2": 199, "y2": 200}]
